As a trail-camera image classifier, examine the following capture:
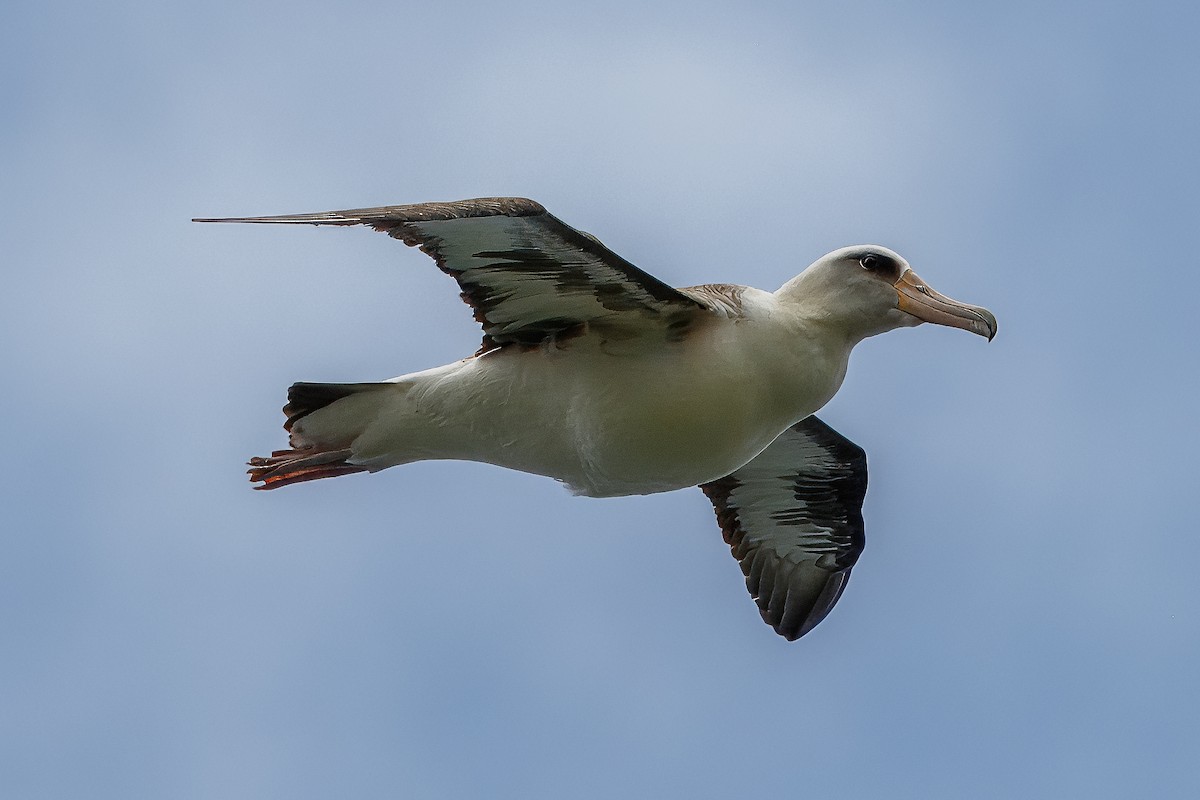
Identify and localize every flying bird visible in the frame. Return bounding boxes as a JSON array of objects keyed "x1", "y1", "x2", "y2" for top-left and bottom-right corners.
[{"x1": 195, "y1": 197, "x2": 996, "y2": 641}]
